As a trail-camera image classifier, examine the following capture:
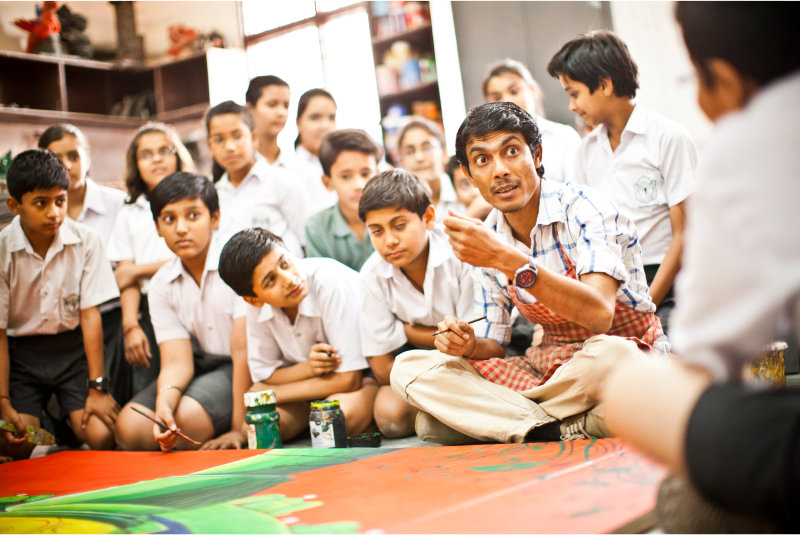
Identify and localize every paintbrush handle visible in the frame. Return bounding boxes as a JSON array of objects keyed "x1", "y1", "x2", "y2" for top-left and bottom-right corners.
[
  {"x1": 130, "y1": 407, "x2": 201, "y2": 445},
  {"x1": 431, "y1": 316, "x2": 488, "y2": 337}
]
